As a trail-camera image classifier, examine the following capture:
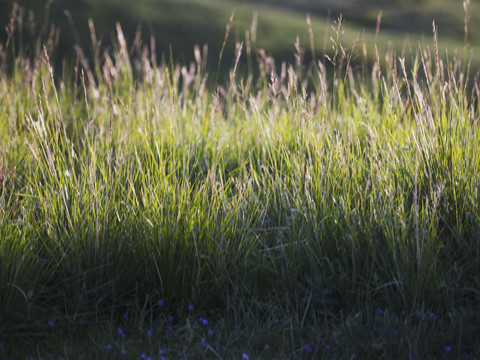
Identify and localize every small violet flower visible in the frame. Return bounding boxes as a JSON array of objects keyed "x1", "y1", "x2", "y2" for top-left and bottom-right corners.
[
  {"x1": 105, "y1": 344, "x2": 111, "y2": 350},
  {"x1": 375, "y1": 308, "x2": 383, "y2": 315},
  {"x1": 157, "y1": 300, "x2": 164, "y2": 307},
  {"x1": 188, "y1": 304, "x2": 194, "y2": 311},
  {"x1": 117, "y1": 328, "x2": 124, "y2": 336},
  {"x1": 147, "y1": 330, "x2": 152, "y2": 337},
  {"x1": 200, "y1": 317, "x2": 208, "y2": 326},
  {"x1": 123, "y1": 313, "x2": 128, "y2": 320},
  {"x1": 167, "y1": 326, "x2": 173, "y2": 334},
  {"x1": 121, "y1": 349, "x2": 126, "y2": 355},
  {"x1": 242, "y1": 354, "x2": 249, "y2": 360},
  {"x1": 168, "y1": 316, "x2": 174, "y2": 322},
  {"x1": 47, "y1": 320, "x2": 54, "y2": 328},
  {"x1": 305, "y1": 346, "x2": 313, "y2": 354},
  {"x1": 429, "y1": 312, "x2": 435, "y2": 319},
  {"x1": 445, "y1": 346, "x2": 451, "y2": 352},
  {"x1": 208, "y1": 329, "x2": 214, "y2": 337}
]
